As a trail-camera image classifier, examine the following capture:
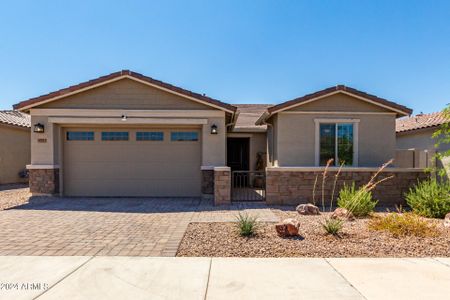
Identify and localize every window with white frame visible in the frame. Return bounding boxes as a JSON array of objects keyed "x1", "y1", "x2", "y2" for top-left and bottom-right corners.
[{"x1": 315, "y1": 119, "x2": 359, "y2": 166}]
